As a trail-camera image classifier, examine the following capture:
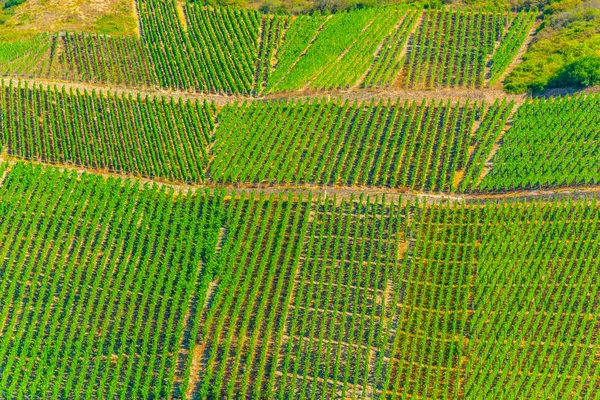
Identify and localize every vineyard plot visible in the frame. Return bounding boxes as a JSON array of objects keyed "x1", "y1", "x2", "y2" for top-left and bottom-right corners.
[
  {"x1": 0, "y1": 163, "x2": 227, "y2": 398},
  {"x1": 210, "y1": 98, "x2": 494, "y2": 192},
  {"x1": 137, "y1": 0, "x2": 284, "y2": 94},
  {"x1": 465, "y1": 200, "x2": 600, "y2": 398},
  {"x1": 306, "y1": 7, "x2": 408, "y2": 91},
  {"x1": 55, "y1": 33, "x2": 158, "y2": 87},
  {"x1": 267, "y1": 7, "x2": 382, "y2": 92},
  {"x1": 0, "y1": 81, "x2": 215, "y2": 184},
  {"x1": 398, "y1": 10, "x2": 507, "y2": 89},
  {"x1": 480, "y1": 94, "x2": 600, "y2": 191},
  {"x1": 185, "y1": 195, "x2": 409, "y2": 398},
  {"x1": 384, "y1": 204, "x2": 479, "y2": 399},
  {"x1": 412, "y1": 200, "x2": 600, "y2": 398},
  {"x1": 361, "y1": 9, "x2": 421, "y2": 89},
  {"x1": 487, "y1": 11, "x2": 537, "y2": 85},
  {"x1": 0, "y1": 34, "x2": 54, "y2": 78}
]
